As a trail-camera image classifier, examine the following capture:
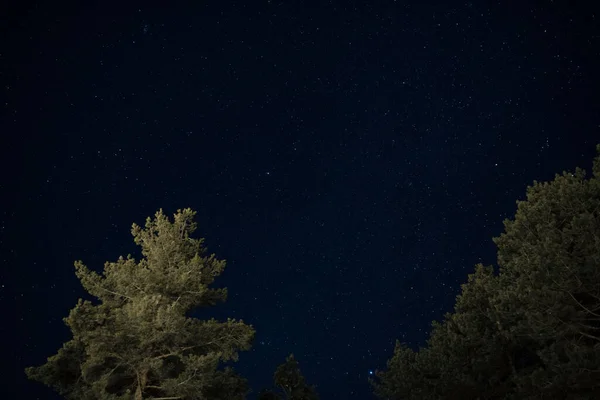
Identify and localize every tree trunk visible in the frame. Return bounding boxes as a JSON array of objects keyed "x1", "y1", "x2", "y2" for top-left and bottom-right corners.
[{"x1": 135, "y1": 368, "x2": 148, "y2": 400}]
